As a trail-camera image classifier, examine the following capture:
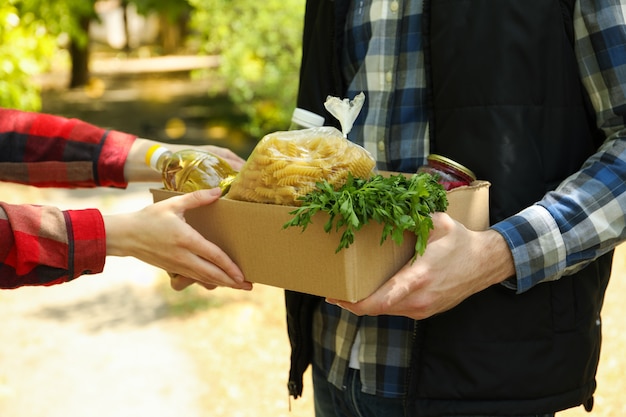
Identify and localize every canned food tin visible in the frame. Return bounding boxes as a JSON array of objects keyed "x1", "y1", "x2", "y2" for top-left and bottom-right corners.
[{"x1": 417, "y1": 154, "x2": 476, "y2": 190}]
